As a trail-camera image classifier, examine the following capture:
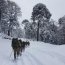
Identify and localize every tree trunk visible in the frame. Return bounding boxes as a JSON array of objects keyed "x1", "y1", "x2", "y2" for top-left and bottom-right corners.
[
  {"x1": 37, "y1": 20, "x2": 40, "y2": 41},
  {"x1": 8, "y1": 29, "x2": 10, "y2": 36}
]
